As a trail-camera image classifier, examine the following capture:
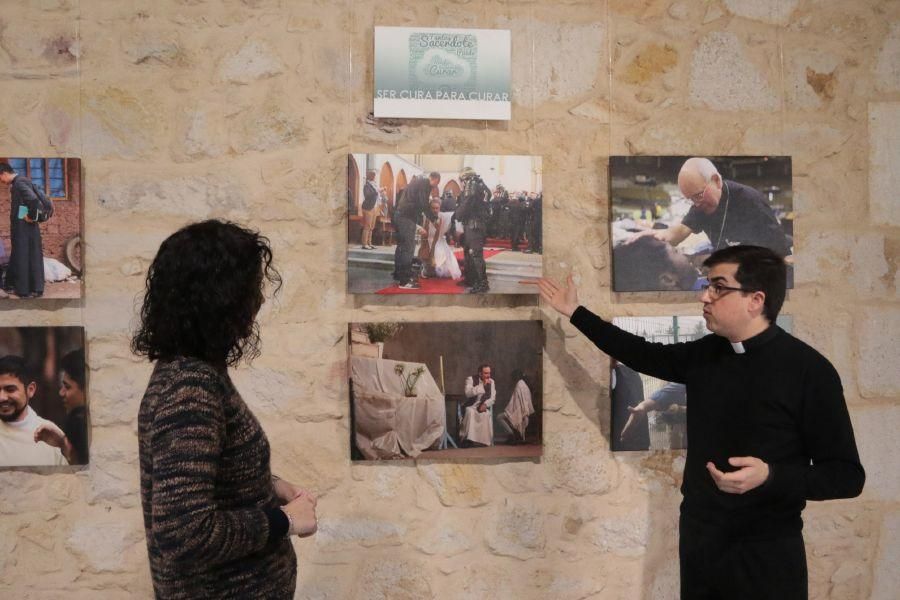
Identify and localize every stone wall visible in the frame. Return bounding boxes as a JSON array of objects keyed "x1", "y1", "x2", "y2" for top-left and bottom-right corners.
[{"x1": 0, "y1": 1, "x2": 897, "y2": 598}]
